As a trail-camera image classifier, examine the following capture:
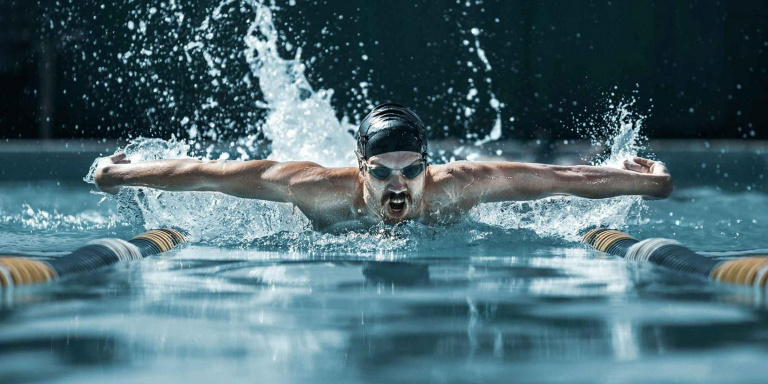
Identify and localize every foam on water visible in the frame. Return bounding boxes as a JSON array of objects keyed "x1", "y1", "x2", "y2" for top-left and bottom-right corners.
[
  {"x1": 86, "y1": 138, "x2": 312, "y2": 245},
  {"x1": 85, "y1": 0, "x2": 649, "y2": 249},
  {"x1": 0, "y1": 205, "x2": 119, "y2": 232},
  {"x1": 471, "y1": 101, "x2": 648, "y2": 241}
]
